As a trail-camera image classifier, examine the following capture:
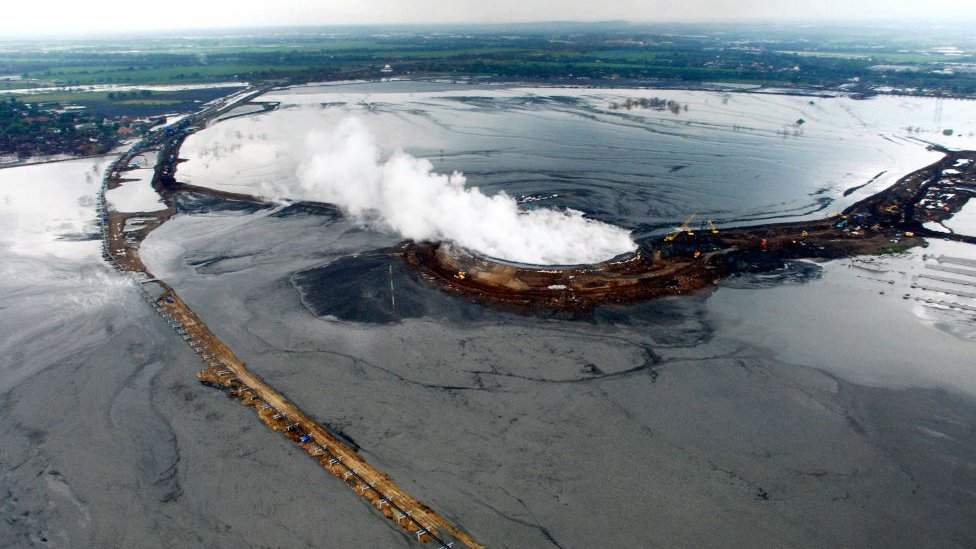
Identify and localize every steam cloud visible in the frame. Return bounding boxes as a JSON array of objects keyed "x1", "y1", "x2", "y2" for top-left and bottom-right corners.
[{"x1": 297, "y1": 117, "x2": 636, "y2": 265}]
